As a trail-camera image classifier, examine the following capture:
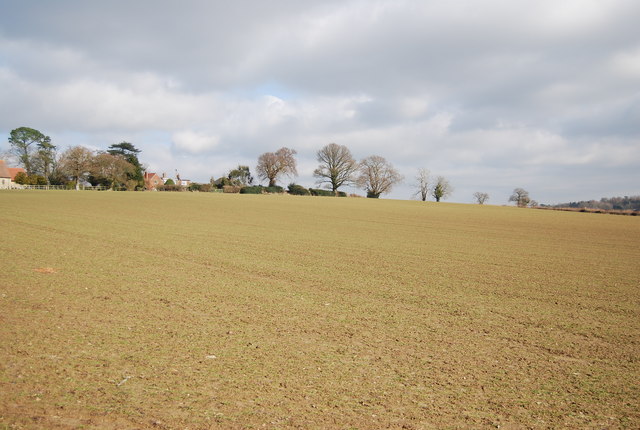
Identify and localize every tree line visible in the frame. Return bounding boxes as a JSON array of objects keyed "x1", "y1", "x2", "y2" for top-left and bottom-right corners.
[
  {"x1": 7, "y1": 126, "x2": 536, "y2": 205},
  {"x1": 250, "y1": 143, "x2": 405, "y2": 199},
  {"x1": 545, "y1": 196, "x2": 640, "y2": 211},
  {"x1": 7, "y1": 127, "x2": 144, "y2": 190}
]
